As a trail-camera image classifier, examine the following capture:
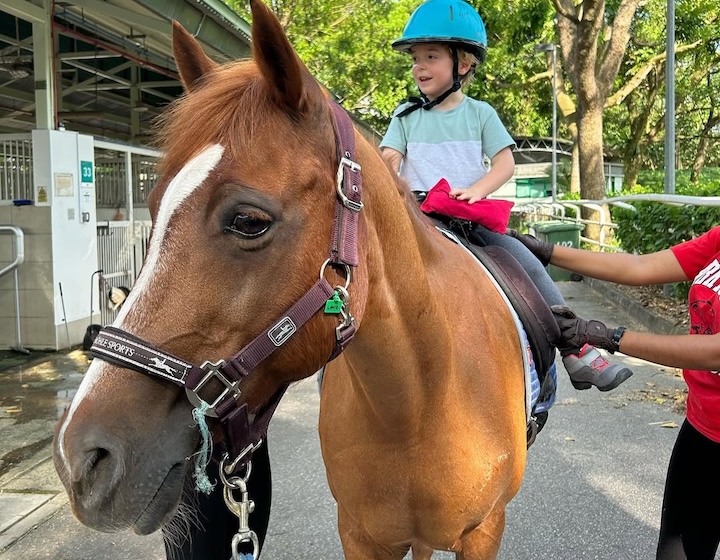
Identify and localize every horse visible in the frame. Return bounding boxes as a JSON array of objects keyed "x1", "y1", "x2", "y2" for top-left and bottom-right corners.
[{"x1": 53, "y1": 1, "x2": 528, "y2": 558}]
